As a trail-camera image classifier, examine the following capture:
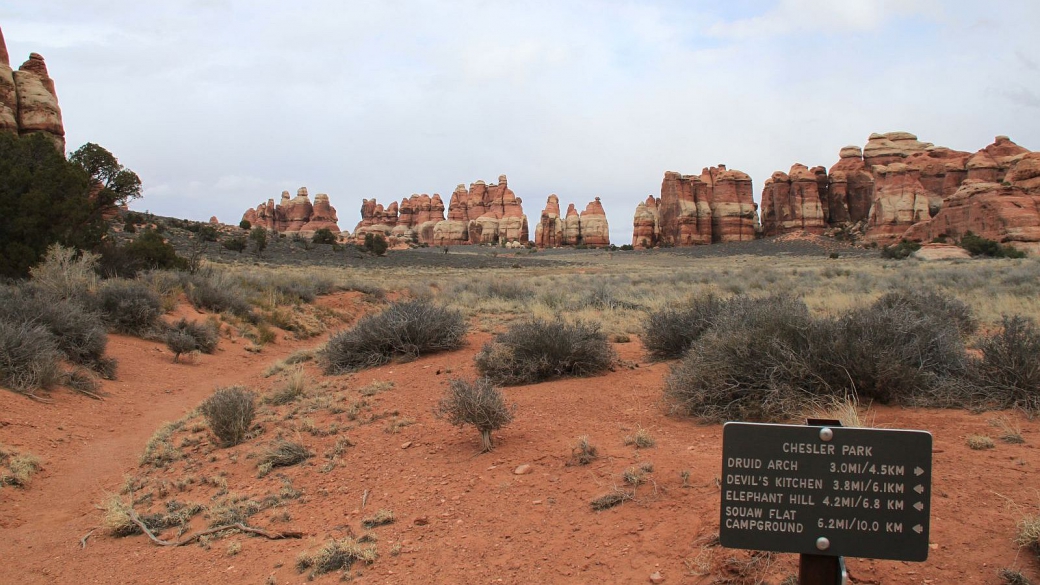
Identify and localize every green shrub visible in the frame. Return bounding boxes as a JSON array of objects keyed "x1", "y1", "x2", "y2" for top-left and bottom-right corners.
[
  {"x1": 642, "y1": 293, "x2": 725, "y2": 360},
  {"x1": 362, "y1": 233, "x2": 388, "y2": 256},
  {"x1": 200, "y1": 386, "x2": 256, "y2": 447},
  {"x1": 94, "y1": 279, "x2": 164, "y2": 336},
  {"x1": 322, "y1": 299, "x2": 467, "y2": 373},
  {"x1": 475, "y1": 318, "x2": 615, "y2": 385},
  {"x1": 312, "y1": 228, "x2": 337, "y2": 245},
  {"x1": 222, "y1": 236, "x2": 247, "y2": 253},
  {"x1": 880, "y1": 240, "x2": 921, "y2": 259},
  {"x1": 123, "y1": 229, "x2": 188, "y2": 271},
  {"x1": 249, "y1": 227, "x2": 268, "y2": 258},
  {"x1": 972, "y1": 316, "x2": 1040, "y2": 412},
  {"x1": 0, "y1": 320, "x2": 64, "y2": 394},
  {"x1": 959, "y1": 232, "x2": 1026, "y2": 258},
  {"x1": 435, "y1": 378, "x2": 515, "y2": 452},
  {"x1": 239, "y1": 219, "x2": 251, "y2": 230}
]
